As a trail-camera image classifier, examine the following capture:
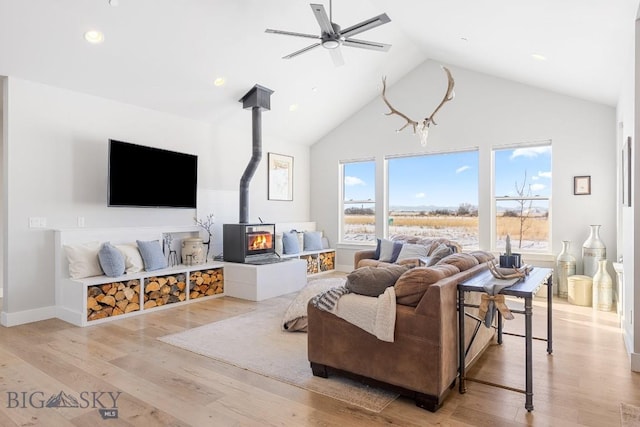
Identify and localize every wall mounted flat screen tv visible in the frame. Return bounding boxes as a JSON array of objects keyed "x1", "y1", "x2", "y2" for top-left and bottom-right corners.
[{"x1": 108, "y1": 139, "x2": 198, "y2": 208}]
